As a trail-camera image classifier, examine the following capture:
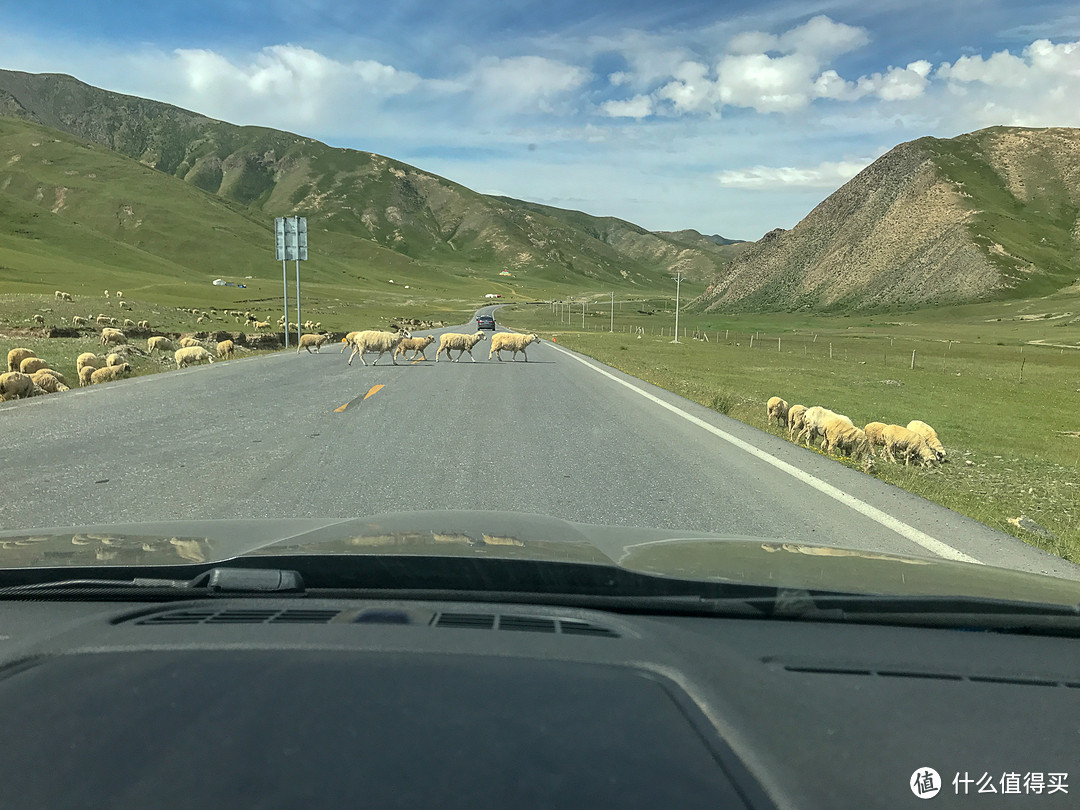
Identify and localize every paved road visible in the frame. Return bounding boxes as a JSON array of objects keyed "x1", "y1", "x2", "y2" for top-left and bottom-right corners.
[{"x1": 2, "y1": 305, "x2": 1078, "y2": 581}]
